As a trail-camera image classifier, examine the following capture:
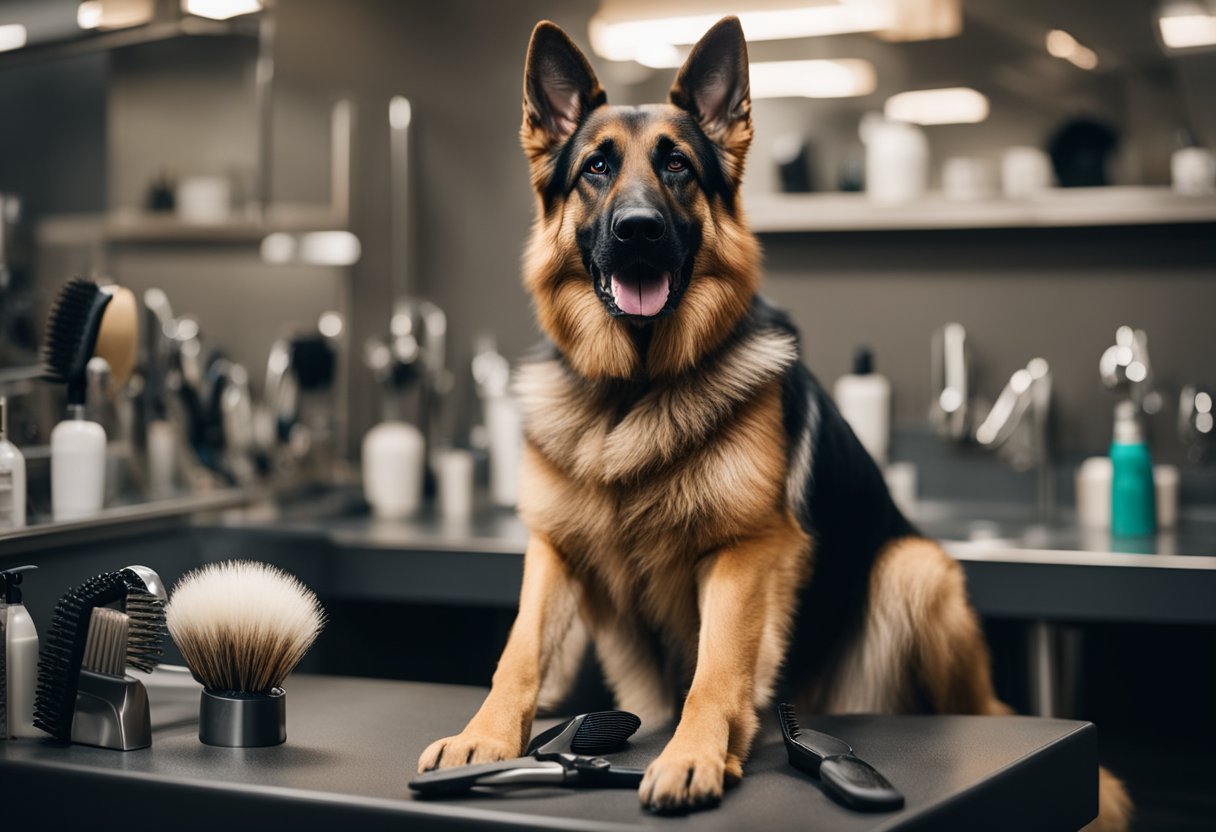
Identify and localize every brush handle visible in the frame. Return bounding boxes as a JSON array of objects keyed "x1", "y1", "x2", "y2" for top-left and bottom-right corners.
[{"x1": 819, "y1": 755, "x2": 904, "y2": 812}]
